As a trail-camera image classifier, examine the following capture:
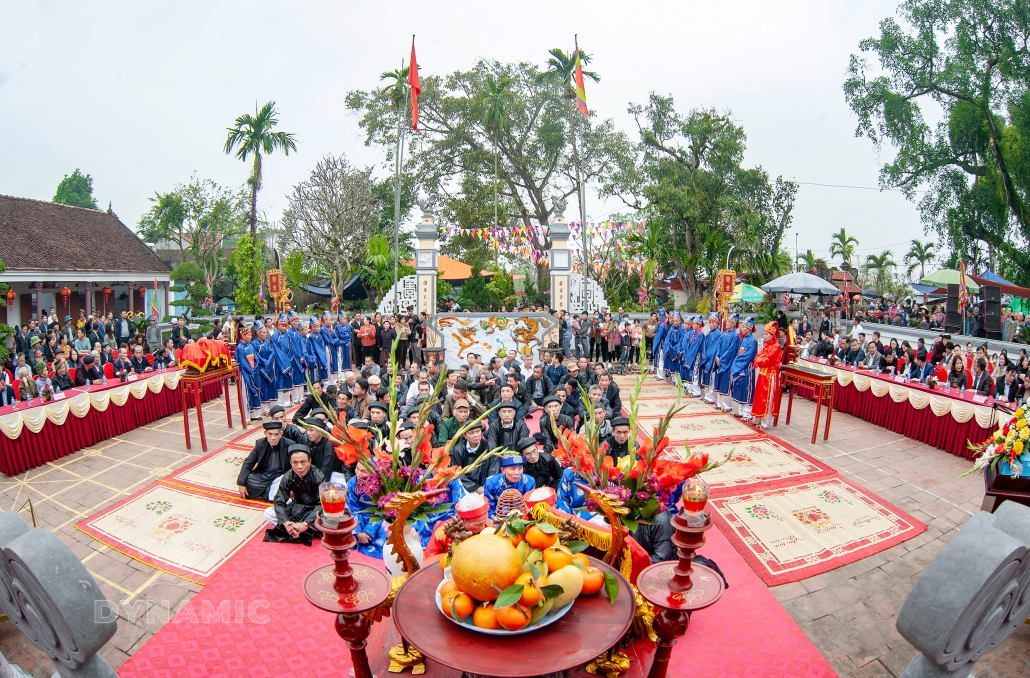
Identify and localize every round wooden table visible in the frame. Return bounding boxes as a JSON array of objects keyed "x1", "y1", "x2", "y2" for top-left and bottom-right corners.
[{"x1": 393, "y1": 557, "x2": 636, "y2": 678}]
